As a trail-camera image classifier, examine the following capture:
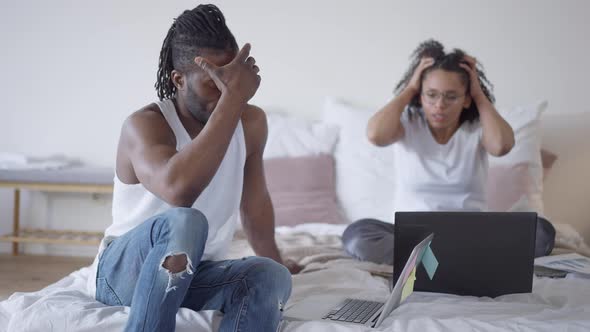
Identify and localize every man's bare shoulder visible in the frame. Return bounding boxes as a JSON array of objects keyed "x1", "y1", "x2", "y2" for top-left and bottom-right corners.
[
  {"x1": 124, "y1": 103, "x2": 169, "y2": 134},
  {"x1": 241, "y1": 104, "x2": 266, "y2": 126},
  {"x1": 241, "y1": 104, "x2": 268, "y2": 155},
  {"x1": 121, "y1": 103, "x2": 175, "y2": 146},
  {"x1": 125, "y1": 103, "x2": 163, "y2": 128}
]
